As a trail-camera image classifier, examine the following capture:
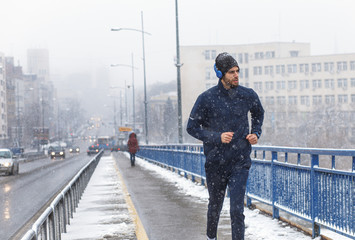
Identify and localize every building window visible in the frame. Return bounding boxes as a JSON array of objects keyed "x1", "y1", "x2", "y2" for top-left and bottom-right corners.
[
  {"x1": 265, "y1": 96, "x2": 275, "y2": 105},
  {"x1": 266, "y1": 51, "x2": 275, "y2": 58},
  {"x1": 276, "y1": 80, "x2": 286, "y2": 90},
  {"x1": 204, "y1": 50, "x2": 210, "y2": 60},
  {"x1": 304, "y1": 64, "x2": 309, "y2": 73},
  {"x1": 277, "y1": 96, "x2": 286, "y2": 105},
  {"x1": 244, "y1": 53, "x2": 249, "y2": 63},
  {"x1": 253, "y1": 66, "x2": 262, "y2": 75},
  {"x1": 238, "y1": 53, "x2": 243, "y2": 64},
  {"x1": 300, "y1": 96, "x2": 310, "y2": 106},
  {"x1": 325, "y1": 79, "x2": 334, "y2": 89},
  {"x1": 337, "y1": 78, "x2": 348, "y2": 89},
  {"x1": 351, "y1": 78, "x2": 355, "y2": 87},
  {"x1": 287, "y1": 64, "x2": 297, "y2": 74},
  {"x1": 311, "y1": 63, "x2": 321, "y2": 72},
  {"x1": 265, "y1": 81, "x2": 274, "y2": 90},
  {"x1": 276, "y1": 65, "x2": 285, "y2": 74},
  {"x1": 299, "y1": 63, "x2": 310, "y2": 73},
  {"x1": 290, "y1": 51, "x2": 299, "y2": 57},
  {"x1": 205, "y1": 67, "x2": 211, "y2": 80},
  {"x1": 287, "y1": 80, "x2": 297, "y2": 90},
  {"x1": 324, "y1": 62, "x2": 334, "y2": 72},
  {"x1": 288, "y1": 96, "x2": 297, "y2": 105},
  {"x1": 244, "y1": 68, "x2": 249, "y2": 79},
  {"x1": 312, "y1": 95, "x2": 322, "y2": 105},
  {"x1": 239, "y1": 68, "x2": 244, "y2": 78},
  {"x1": 312, "y1": 79, "x2": 322, "y2": 89},
  {"x1": 264, "y1": 66, "x2": 274, "y2": 75},
  {"x1": 325, "y1": 95, "x2": 335, "y2": 104},
  {"x1": 300, "y1": 80, "x2": 309, "y2": 90},
  {"x1": 211, "y1": 50, "x2": 216, "y2": 59},
  {"x1": 338, "y1": 94, "x2": 348, "y2": 104},
  {"x1": 255, "y1": 52, "x2": 264, "y2": 59},
  {"x1": 337, "y1": 61, "x2": 347, "y2": 71},
  {"x1": 351, "y1": 94, "x2": 355, "y2": 103},
  {"x1": 350, "y1": 61, "x2": 355, "y2": 70},
  {"x1": 254, "y1": 82, "x2": 262, "y2": 92}
]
